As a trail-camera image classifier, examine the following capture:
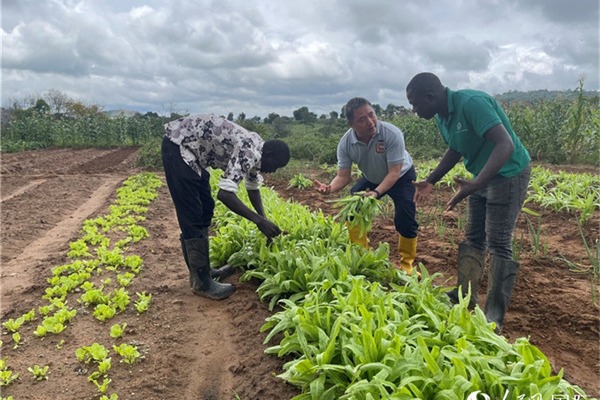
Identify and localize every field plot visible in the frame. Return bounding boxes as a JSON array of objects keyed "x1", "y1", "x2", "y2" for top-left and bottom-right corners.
[{"x1": 0, "y1": 148, "x2": 598, "y2": 399}]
